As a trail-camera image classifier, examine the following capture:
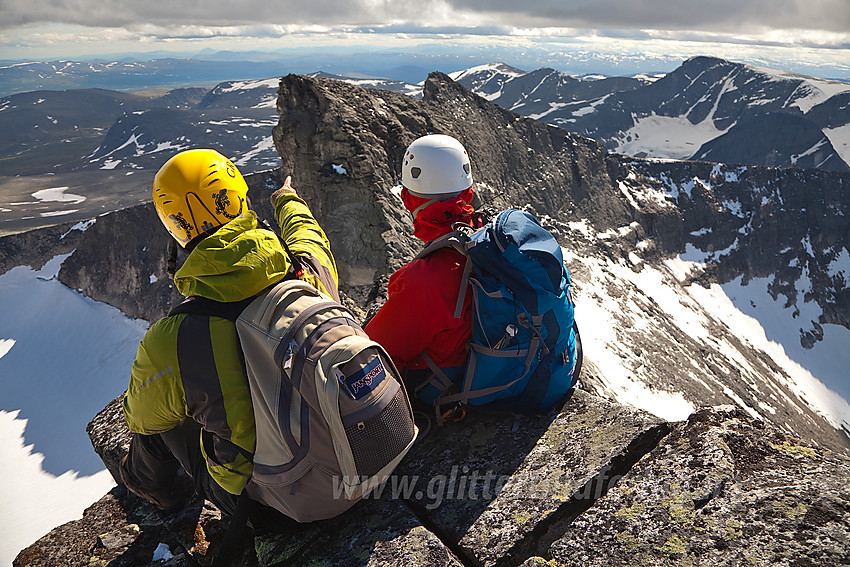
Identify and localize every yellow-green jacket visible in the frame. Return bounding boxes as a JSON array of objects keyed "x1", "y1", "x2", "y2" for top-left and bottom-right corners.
[{"x1": 123, "y1": 194, "x2": 338, "y2": 495}]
